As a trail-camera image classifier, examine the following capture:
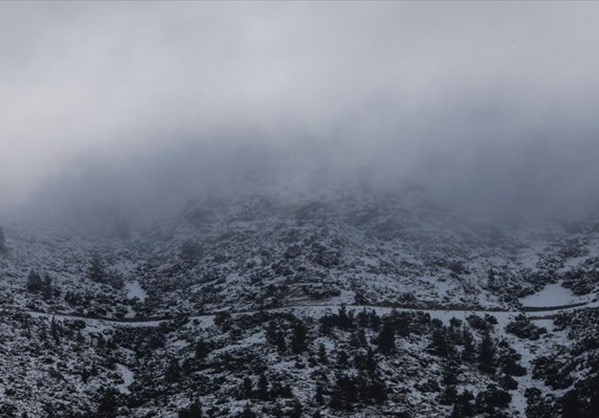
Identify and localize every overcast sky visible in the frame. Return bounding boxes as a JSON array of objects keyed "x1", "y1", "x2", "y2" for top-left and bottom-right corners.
[{"x1": 2, "y1": 2, "x2": 599, "y2": 217}]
